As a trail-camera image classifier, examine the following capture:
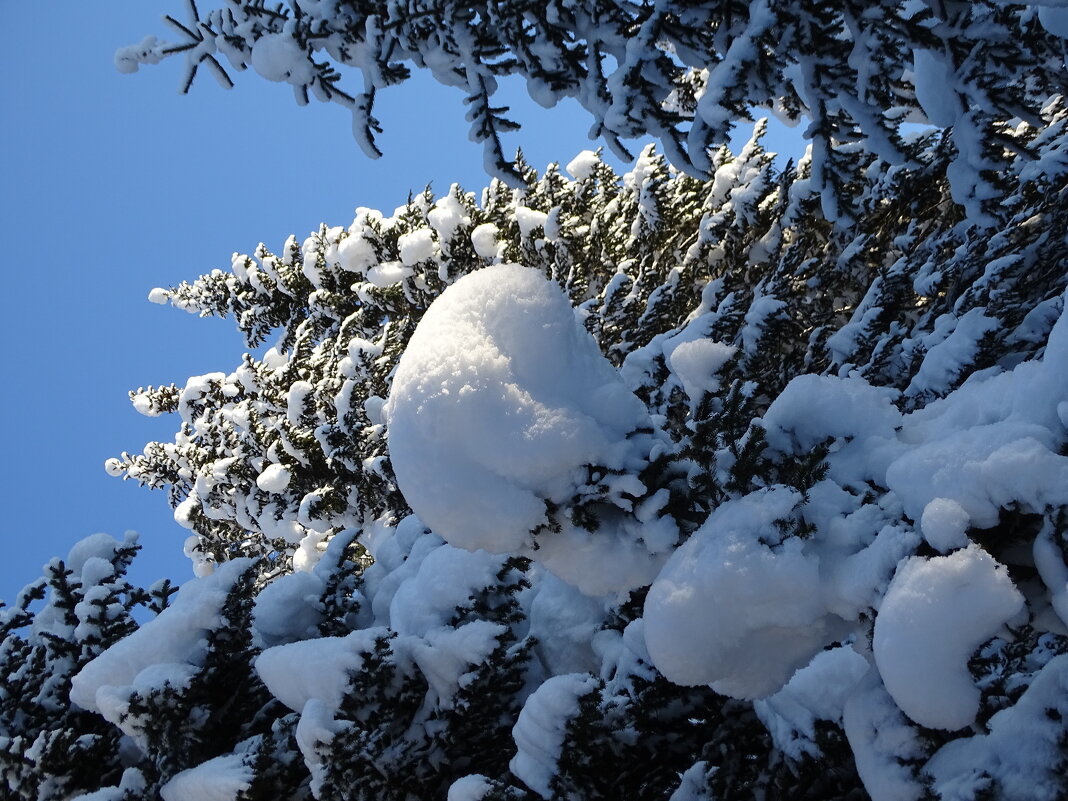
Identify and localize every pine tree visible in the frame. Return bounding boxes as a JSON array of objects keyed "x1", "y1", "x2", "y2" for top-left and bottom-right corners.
[
  {"x1": 121, "y1": 1, "x2": 1066, "y2": 221},
  {"x1": 96, "y1": 112, "x2": 1068, "y2": 799},
  {"x1": 0, "y1": 534, "x2": 160, "y2": 801},
  {"x1": 110, "y1": 116, "x2": 1067, "y2": 569},
  {"x1": 2, "y1": 6, "x2": 1065, "y2": 796}
]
